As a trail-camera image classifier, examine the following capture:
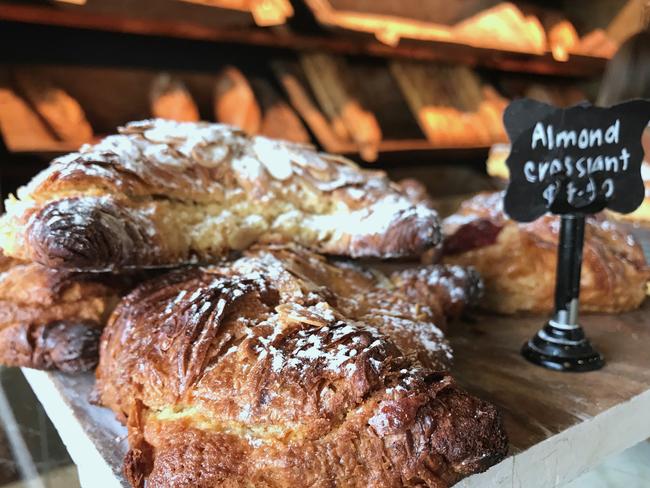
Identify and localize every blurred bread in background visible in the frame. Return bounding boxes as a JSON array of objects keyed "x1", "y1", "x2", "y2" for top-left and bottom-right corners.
[{"x1": 150, "y1": 73, "x2": 200, "y2": 122}]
